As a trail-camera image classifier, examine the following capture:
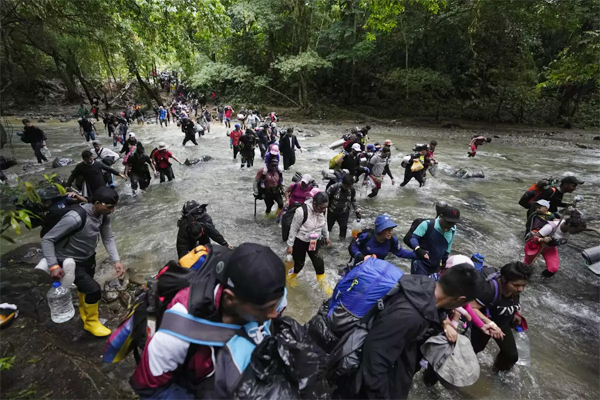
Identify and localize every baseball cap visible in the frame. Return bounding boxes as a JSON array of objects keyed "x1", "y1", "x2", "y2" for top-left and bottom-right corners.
[
  {"x1": 351, "y1": 143, "x2": 362, "y2": 151},
  {"x1": 384, "y1": 139, "x2": 393, "y2": 146},
  {"x1": 222, "y1": 243, "x2": 285, "y2": 305},
  {"x1": 129, "y1": 132, "x2": 136, "y2": 138},
  {"x1": 375, "y1": 215, "x2": 397, "y2": 234},
  {"x1": 441, "y1": 206, "x2": 461, "y2": 223},
  {"x1": 301, "y1": 174, "x2": 312, "y2": 184},
  {"x1": 91, "y1": 140, "x2": 101, "y2": 145},
  {"x1": 92, "y1": 187, "x2": 119, "y2": 205},
  {"x1": 270, "y1": 144, "x2": 279, "y2": 155},
  {"x1": 536, "y1": 199, "x2": 550, "y2": 208},
  {"x1": 561, "y1": 176, "x2": 584, "y2": 185},
  {"x1": 445, "y1": 255, "x2": 474, "y2": 269}
]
